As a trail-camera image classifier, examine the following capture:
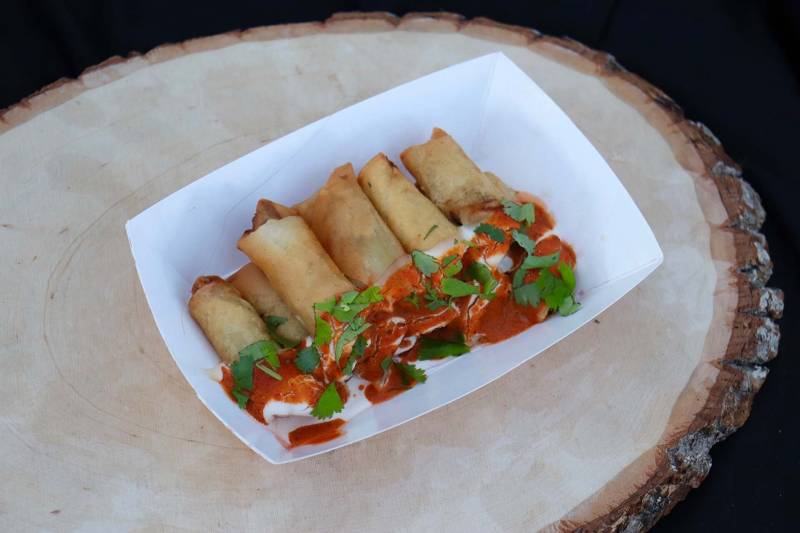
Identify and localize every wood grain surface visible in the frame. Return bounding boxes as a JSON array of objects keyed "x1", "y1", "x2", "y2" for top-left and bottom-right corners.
[{"x1": 0, "y1": 12, "x2": 782, "y2": 532}]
